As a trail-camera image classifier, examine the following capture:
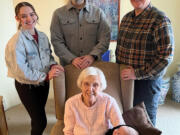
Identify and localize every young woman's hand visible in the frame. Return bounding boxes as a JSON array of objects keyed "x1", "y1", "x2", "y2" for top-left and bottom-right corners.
[
  {"x1": 48, "y1": 65, "x2": 64, "y2": 80},
  {"x1": 51, "y1": 64, "x2": 64, "y2": 72}
]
